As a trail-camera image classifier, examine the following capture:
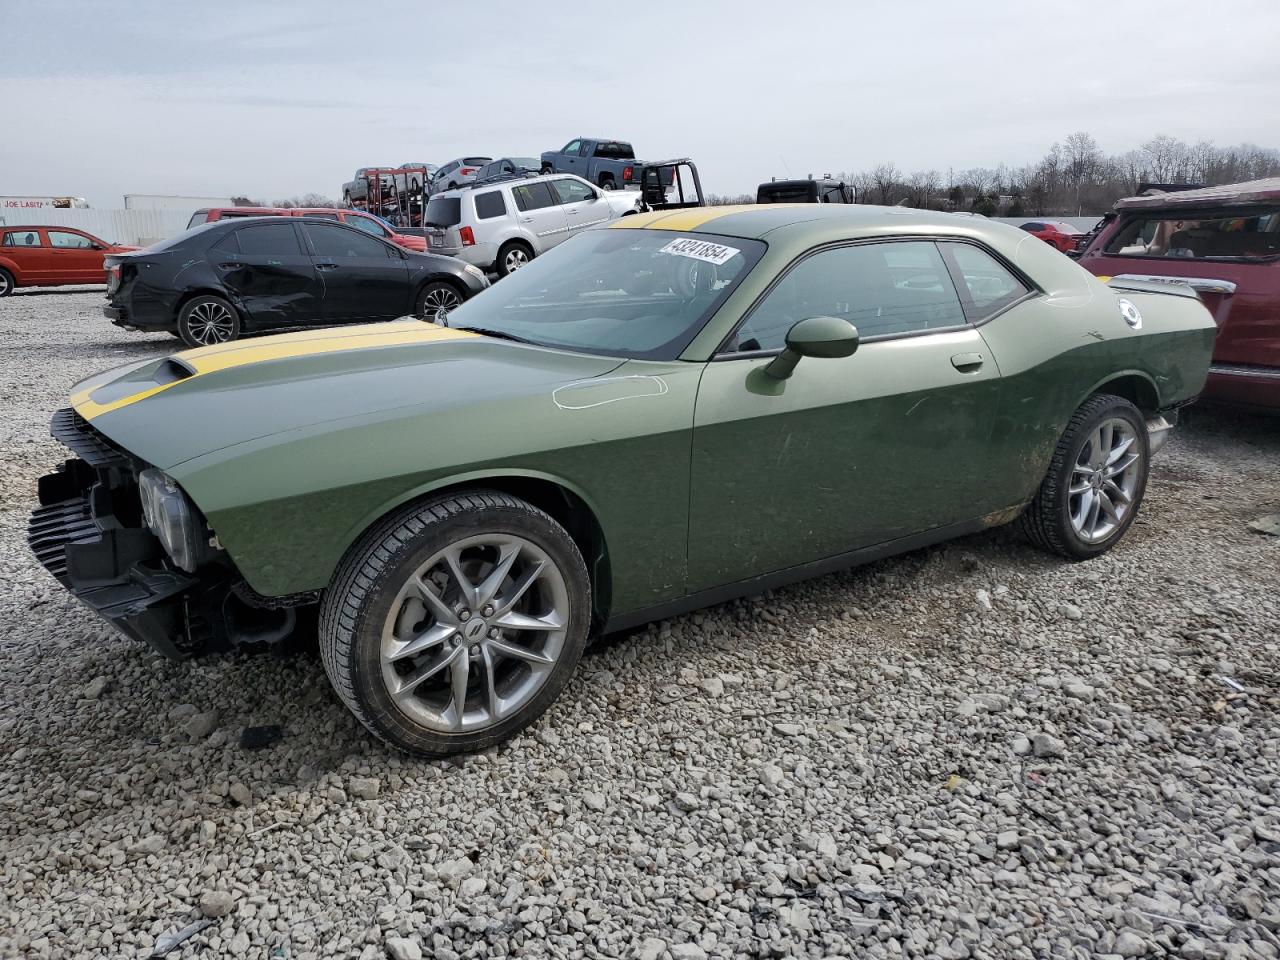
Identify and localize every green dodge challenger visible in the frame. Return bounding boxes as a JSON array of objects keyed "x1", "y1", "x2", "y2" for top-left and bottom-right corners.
[{"x1": 30, "y1": 205, "x2": 1215, "y2": 755}]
